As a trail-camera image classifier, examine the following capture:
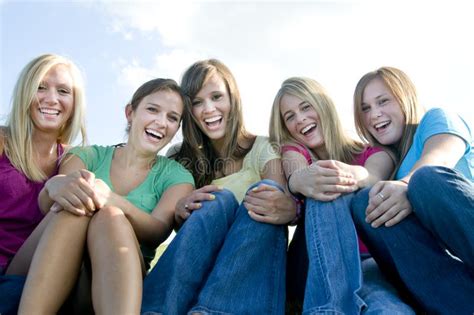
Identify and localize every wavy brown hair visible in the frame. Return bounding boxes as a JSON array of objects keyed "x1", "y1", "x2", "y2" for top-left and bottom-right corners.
[{"x1": 173, "y1": 59, "x2": 253, "y2": 187}]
